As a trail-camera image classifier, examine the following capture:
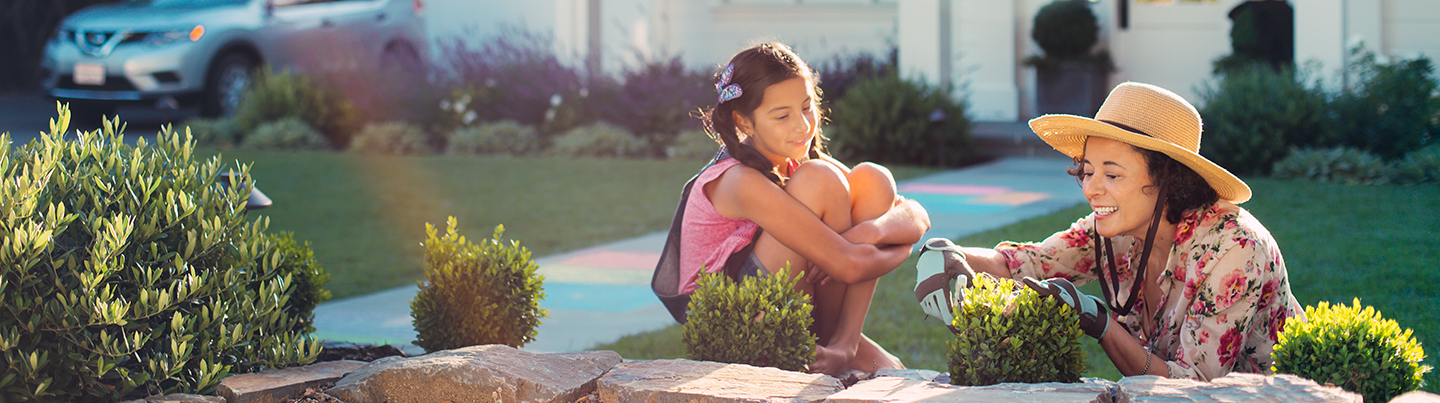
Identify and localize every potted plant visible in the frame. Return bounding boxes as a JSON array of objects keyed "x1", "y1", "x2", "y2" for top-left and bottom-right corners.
[{"x1": 1025, "y1": 0, "x2": 1115, "y2": 116}]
